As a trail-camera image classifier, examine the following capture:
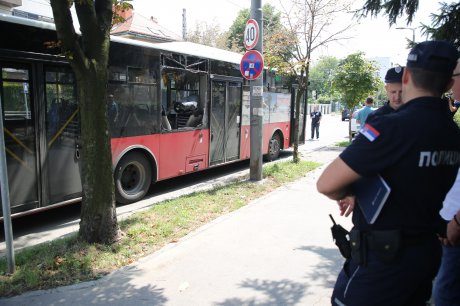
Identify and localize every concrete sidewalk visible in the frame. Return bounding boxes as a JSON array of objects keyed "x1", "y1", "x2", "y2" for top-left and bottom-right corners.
[{"x1": 0, "y1": 145, "x2": 353, "y2": 305}]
